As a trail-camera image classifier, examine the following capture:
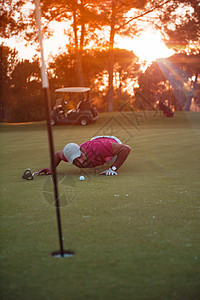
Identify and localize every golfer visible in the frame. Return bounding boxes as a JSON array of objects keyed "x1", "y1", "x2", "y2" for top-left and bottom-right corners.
[{"x1": 37, "y1": 136, "x2": 131, "y2": 176}]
